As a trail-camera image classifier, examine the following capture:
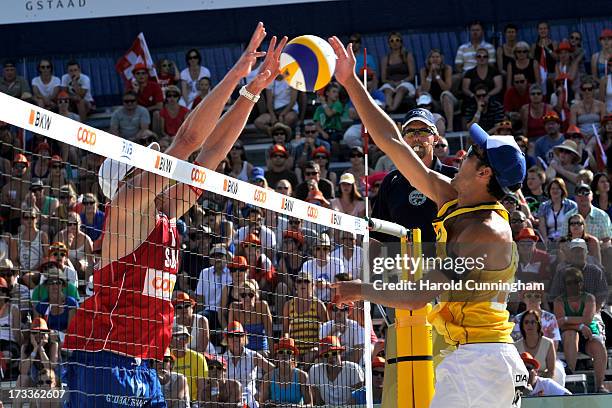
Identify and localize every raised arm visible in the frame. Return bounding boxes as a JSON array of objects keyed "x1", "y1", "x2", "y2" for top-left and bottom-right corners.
[{"x1": 328, "y1": 36, "x2": 456, "y2": 206}]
